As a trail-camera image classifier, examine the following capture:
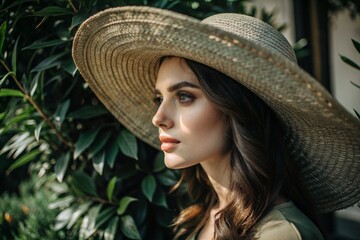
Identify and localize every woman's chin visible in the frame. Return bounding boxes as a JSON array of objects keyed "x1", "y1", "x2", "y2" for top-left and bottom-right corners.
[
  {"x1": 164, "y1": 160, "x2": 185, "y2": 169},
  {"x1": 164, "y1": 155, "x2": 195, "y2": 170}
]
